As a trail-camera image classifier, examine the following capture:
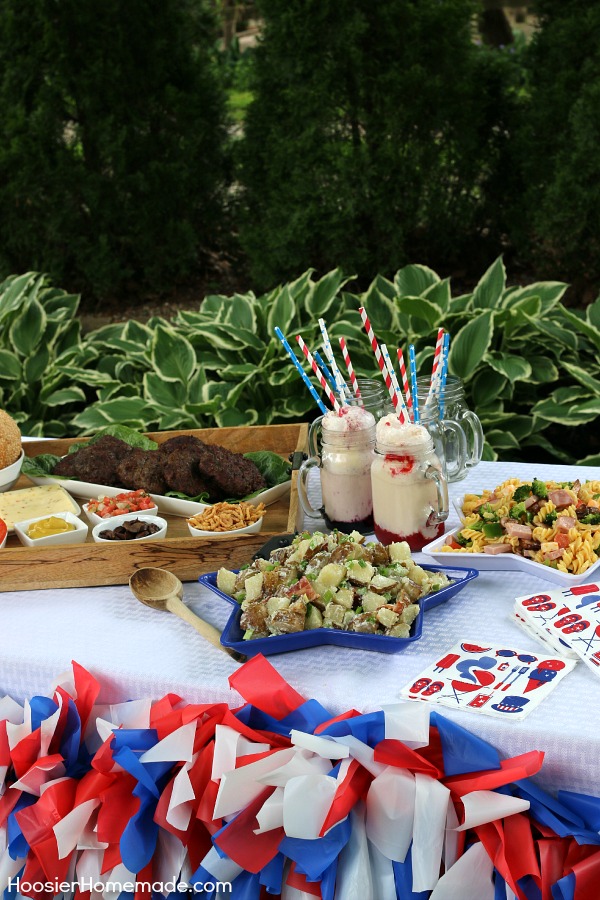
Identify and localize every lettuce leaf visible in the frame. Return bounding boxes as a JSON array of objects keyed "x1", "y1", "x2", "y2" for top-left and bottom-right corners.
[{"x1": 243, "y1": 451, "x2": 291, "y2": 488}]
